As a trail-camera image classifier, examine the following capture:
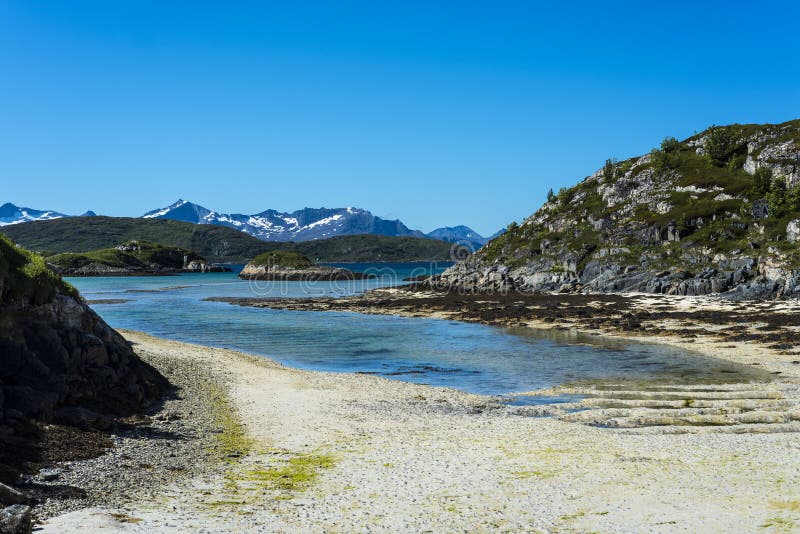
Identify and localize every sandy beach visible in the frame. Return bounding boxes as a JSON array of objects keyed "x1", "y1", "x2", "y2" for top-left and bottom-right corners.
[{"x1": 36, "y1": 317, "x2": 800, "y2": 533}]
